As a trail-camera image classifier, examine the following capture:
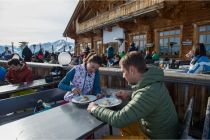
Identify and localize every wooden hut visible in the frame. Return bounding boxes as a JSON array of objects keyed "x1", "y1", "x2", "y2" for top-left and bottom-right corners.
[{"x1": 64, "y1": 0, "x2": 210, "y2": 59}]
